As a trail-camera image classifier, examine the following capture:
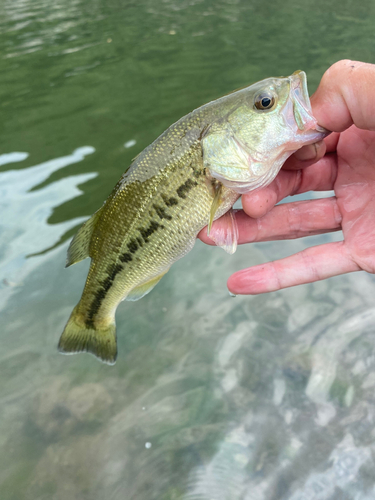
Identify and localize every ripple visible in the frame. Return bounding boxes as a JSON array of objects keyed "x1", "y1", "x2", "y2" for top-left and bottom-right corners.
[{"x1": 0, "y1": 146, "x2": 96, "y2": 313}]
